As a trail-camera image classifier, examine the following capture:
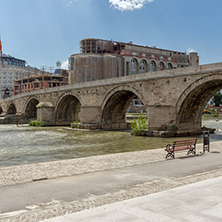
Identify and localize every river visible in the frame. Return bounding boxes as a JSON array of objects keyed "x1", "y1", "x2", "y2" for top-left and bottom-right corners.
[{"x1": 0, "y1": 118, "x2": 222, "y2": 168}]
